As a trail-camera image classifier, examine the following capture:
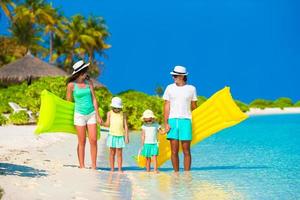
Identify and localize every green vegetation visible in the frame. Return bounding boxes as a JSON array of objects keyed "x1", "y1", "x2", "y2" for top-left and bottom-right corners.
[
  {"x1": 249, "y1": 99, "x2": 274, "y2": 109},
  {"x1": 273, "y1": 97, "x2": 293, "y2": 109},
  {"x1": 197, "y1": 96, "x2": 207, "y2": 106},
  {"x1": 0, "y1": 77, "x2": 66, "y2": 114},
  {"x1": 0, "y1": 77, "x2": 113, "y2": 125},
  {"x1": 0, "y1": 77, "x2": 300, "y2": 129},
  {"x1": 249, "y1": 97, "x2": 296, "y2": 109},
  {"x1": 0, "y1": 77, "x2": 110, "y2": 117},
  {"x1": 0, "y1": 77, "x2": 163, "y2": 129},
  {"x1": 235, "y1": 100, "x2": 250, "y2": 112},
  {"x1": 95, "y1": 87, "x2": 113, "y2": 119},
  {"x1": 0, "y1": 0, "x2": 110, "y2": 77},
  {"x1": 0, "y1": 114, "x2": 8, "y2": 126},
  {"x1": 9, "y1": 110, "x2": 29, "y2": 125},
  {"x1": 0, "y1": 36, "x2": 26, "y2": 66},
  {"x1": 118, "y1": 90, "x2": 164, "y2": 130},
  {"x1": 295, "y1": 101, "x2": 300, "y2": 107},
  {"x1": 155, "y1": 85, "x2": 164, "y2": 97}
]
